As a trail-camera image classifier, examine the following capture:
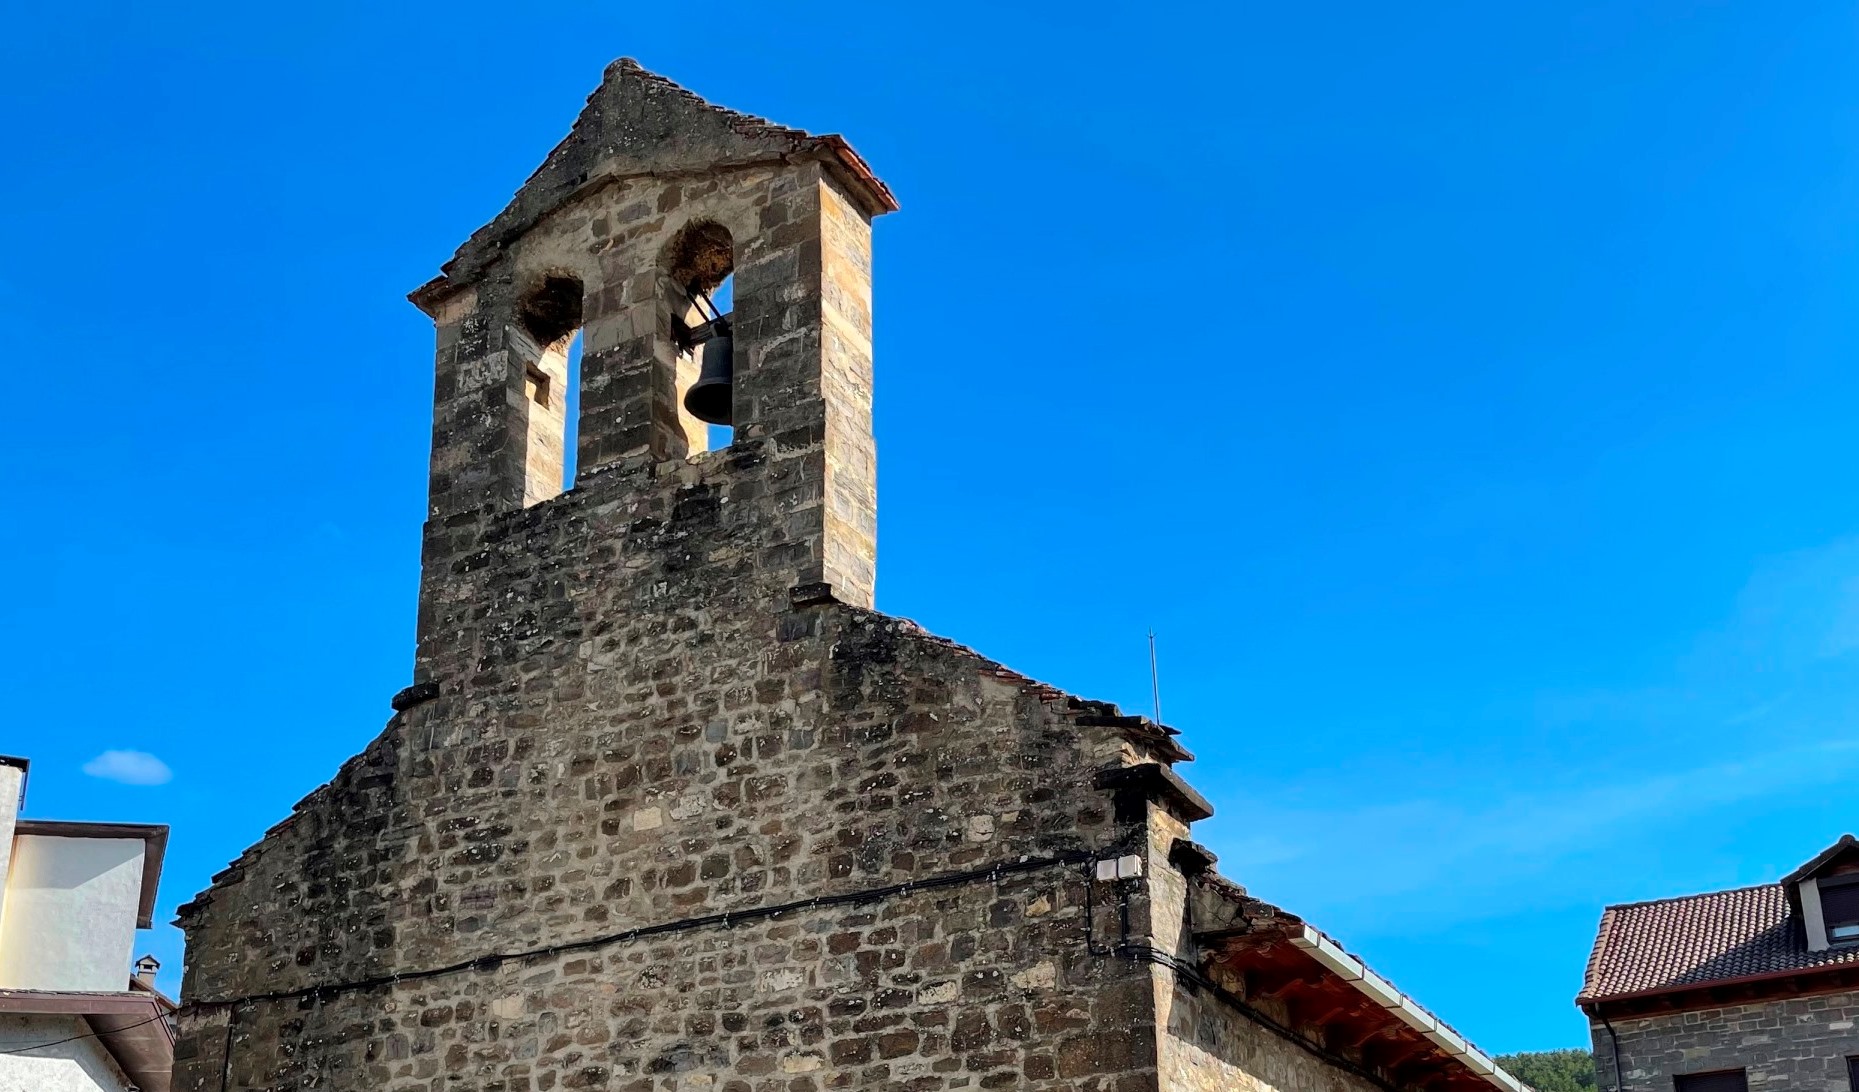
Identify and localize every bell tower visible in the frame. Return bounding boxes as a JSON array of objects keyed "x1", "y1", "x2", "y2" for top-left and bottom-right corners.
[
  {"x1": 405, "y1": 60, "x2": 896, "y2": 688},
  {"x1": 175, "y1": 57, "x2": 1514, "y2": 1092}
]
